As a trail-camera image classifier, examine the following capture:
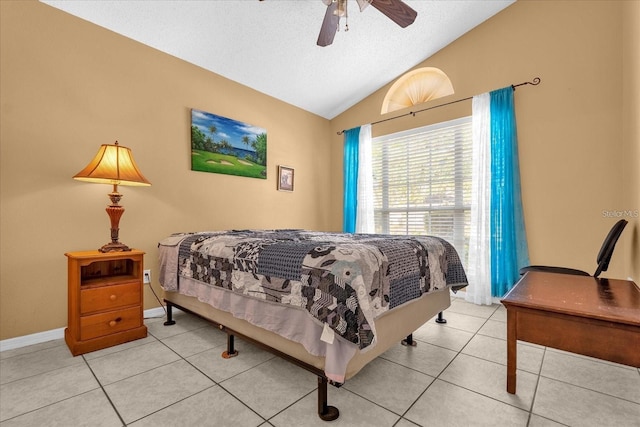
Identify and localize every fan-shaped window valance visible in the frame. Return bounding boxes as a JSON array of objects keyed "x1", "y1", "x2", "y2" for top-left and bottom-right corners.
[{"x1": 381, "y1": 67, "x2": 454, "y2": 114}]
